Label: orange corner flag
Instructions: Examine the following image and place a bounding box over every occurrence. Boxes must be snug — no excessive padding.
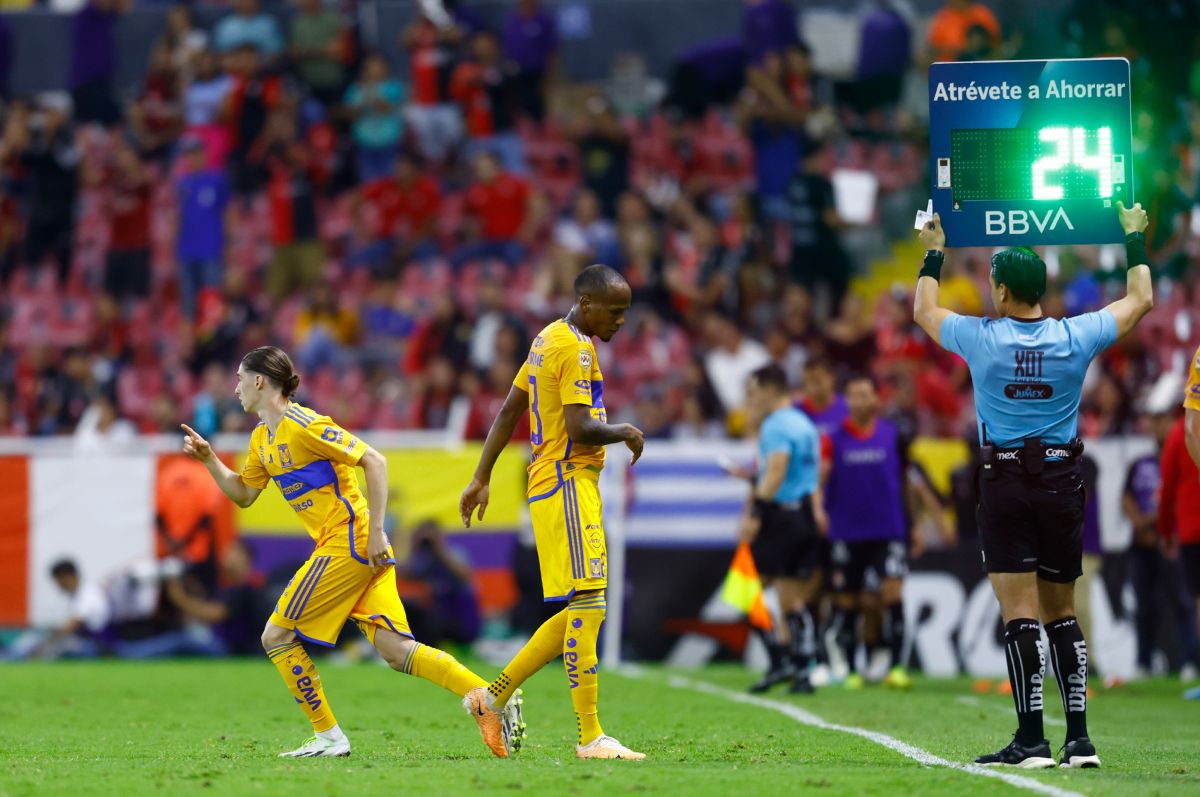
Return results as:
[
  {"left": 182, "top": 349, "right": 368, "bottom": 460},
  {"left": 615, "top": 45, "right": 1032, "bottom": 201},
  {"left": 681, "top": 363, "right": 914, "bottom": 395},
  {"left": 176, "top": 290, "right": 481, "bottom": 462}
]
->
[{"left": 720, "top": 542, "right": 772, "bottom": 630}]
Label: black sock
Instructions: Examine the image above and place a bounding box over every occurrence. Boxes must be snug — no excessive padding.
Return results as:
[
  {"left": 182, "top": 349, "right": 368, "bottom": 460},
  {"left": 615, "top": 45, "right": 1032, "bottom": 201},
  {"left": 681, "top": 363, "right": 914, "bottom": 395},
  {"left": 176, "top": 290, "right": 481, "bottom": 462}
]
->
[
  {"left": 1045, "top": 616, "right": 1089, "bottom": 741},
  {"left": 754, "top": 626, "right": 787, "bottom": 671},
  {"left": 832, "top": 607, "right": 860, "bottom": 673},
  {"left": 1004, "top": 618, "right": 1046, "bottom": 747},
  {"left": 787, "top": 609, "right": 816, "bottom": 670},
  {"left": 885, "top": 601, "right": 905, "bottom": 668}
]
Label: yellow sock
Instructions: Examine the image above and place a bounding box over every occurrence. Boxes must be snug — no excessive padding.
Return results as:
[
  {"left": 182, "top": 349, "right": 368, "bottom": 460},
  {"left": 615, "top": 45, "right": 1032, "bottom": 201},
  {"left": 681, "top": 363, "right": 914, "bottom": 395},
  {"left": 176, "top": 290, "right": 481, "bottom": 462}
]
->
[
  {"left": 266, "top": 640, "right": 338, "bottom": 733},
  {"left": 488, "top": 608, "right": 568, "bottom": 706},
  {"left": 565, "top": 592, "right": 606, "bottom": 745},
  {"left": 401, "top": 642, "right": 486, "bottom": 697}
]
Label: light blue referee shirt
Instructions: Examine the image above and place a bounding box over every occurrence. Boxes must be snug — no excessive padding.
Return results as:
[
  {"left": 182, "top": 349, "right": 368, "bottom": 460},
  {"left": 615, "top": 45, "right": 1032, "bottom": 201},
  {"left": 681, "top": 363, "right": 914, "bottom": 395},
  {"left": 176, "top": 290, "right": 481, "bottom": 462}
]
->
[
  {"left": 759, "top": 406, "right": 822, "bottom": 501},
  {"left": 940, "top": 310, "right": 1119, "bottom": 448}
]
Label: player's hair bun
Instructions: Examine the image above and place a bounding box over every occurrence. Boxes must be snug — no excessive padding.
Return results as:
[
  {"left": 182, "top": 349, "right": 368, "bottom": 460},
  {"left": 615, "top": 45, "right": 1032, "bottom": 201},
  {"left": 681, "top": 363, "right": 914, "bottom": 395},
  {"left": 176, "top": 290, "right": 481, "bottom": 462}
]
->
[{"left": 241, "top": 346, "right": 302, "bottom": 398}]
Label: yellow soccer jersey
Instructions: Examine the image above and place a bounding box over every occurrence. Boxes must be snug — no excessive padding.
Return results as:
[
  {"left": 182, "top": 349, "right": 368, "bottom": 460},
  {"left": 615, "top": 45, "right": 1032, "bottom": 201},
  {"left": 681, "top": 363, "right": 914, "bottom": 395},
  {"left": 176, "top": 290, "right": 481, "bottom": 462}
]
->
[
  {"left": 514, "top": 319, "right": 607, "bottom": 497},
  {"left": 1186, "top": 344, "right": 1200, "bottom": 412},
  {"left": 240, "top": 402, "right": 371, "bottom": 561}
]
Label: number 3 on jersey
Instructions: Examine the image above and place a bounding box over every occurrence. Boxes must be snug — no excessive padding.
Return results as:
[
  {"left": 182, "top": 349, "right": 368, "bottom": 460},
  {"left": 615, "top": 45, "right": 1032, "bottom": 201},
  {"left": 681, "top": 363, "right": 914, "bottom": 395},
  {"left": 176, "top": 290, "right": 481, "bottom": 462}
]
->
[{"left": 528, "top": 374, "right": 544, "bottom": 445}]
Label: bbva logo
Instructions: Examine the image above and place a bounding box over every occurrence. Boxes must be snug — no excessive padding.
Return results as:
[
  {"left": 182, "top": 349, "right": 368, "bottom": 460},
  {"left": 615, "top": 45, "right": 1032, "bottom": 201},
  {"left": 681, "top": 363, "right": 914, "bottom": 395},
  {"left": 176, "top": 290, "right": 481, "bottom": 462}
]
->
[{"left": 984, "top": 208, "right": 1074, "bottom": 235}]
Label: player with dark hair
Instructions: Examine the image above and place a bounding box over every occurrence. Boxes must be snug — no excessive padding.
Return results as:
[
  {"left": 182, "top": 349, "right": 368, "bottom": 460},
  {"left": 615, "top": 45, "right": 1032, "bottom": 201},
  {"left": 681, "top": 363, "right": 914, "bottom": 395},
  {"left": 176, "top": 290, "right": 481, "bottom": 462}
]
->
[
  {"left": 741, "top": 362, "right": 828, "bottom": 694},
  {"left": 913, "top": 203, "right": 1152, "bottom": 768},
  {"left": 181, "top": 346, "right": 522, "bottom": 759},
  {"left": 825, "top": 373, "right": 912, "bottom": 690},
  {"left": 460, "top": 264, "right": 648, "bottom": 760}
]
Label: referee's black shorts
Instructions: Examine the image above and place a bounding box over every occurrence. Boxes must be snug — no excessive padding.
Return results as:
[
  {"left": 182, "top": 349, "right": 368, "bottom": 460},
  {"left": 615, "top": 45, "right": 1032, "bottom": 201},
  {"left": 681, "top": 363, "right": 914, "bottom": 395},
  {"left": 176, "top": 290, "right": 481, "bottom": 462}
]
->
[
  {"left": 751, "top": 498, "right": 822, "bottom": 581},
  {"left": 976, "top": 460, "right": 1085, "bottom": 583}
]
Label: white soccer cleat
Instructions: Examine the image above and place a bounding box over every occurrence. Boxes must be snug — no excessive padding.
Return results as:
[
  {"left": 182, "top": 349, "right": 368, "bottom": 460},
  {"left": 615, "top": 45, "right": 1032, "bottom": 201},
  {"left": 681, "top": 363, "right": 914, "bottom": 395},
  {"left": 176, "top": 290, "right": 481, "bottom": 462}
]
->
[
  {"left": 278, "top": 734, "right": 351, "bottom": 758},
  {"left": 575, "top": 734, "right": 646, "bottom": 760}
]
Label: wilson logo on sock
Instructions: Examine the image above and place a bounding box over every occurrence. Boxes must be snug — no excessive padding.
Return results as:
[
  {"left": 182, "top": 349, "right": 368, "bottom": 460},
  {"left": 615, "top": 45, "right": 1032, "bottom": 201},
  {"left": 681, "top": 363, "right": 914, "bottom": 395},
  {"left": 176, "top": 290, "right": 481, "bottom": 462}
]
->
[
  {"left": 295, "top": 675, "right": 323, "bottom": 711},
  {"left": 564, "top": 651, "right": 579, "bottom": 688},
  {"left": 1030, "top": 640, "right": 1046, "bottom": 712},
  {"left": 1067, "top": 640, "right": 1088, "bottom": 713}
]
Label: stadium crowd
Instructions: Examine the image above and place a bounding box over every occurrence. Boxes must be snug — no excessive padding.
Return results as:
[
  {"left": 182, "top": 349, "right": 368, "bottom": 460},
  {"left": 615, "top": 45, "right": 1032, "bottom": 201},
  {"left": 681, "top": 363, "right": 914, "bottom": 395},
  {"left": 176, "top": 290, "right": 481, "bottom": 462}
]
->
[{"left": 0, "top": 0, "right": 1195, "bottom": 445}]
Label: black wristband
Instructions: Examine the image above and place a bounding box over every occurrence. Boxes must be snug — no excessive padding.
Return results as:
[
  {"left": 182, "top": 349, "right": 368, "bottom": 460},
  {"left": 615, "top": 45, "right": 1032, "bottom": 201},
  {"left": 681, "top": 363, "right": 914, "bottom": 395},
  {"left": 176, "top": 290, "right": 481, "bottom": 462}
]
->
[
  {"left": 1124, "top": 231, "right": 1149, "bottom": 270},
  {"left": 919, "top": 249, "right": 944, "bottom": 281}
]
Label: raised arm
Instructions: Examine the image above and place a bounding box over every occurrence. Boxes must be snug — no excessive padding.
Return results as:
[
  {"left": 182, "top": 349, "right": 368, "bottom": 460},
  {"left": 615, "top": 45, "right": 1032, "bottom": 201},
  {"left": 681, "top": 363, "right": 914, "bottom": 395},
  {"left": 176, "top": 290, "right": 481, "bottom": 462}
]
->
[
  {"left": 181, "top": 424, "right": 262, "bottom": 508},
  {"left": 913, "top": 213, "right": 954, "bottom": 346},
  {"left": 1105, "top": 201, "right": 1153, "bottom": 339},
  {"left": 459, "top": 383, "right": 528, "bottom": 527}
]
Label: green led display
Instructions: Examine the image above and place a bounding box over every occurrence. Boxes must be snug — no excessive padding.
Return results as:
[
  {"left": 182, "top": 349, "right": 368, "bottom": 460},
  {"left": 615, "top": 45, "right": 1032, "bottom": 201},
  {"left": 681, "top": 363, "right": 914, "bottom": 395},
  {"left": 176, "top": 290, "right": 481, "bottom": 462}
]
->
[{"left": 950, "top": 127, "right": 1117, "bottom": 203}]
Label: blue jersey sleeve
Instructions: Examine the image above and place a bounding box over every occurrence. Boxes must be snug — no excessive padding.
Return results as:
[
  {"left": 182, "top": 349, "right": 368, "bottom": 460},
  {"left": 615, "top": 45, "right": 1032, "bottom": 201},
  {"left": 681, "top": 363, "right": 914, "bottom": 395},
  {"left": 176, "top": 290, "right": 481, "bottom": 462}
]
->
[
  {"left": 1066, "top": 309, "right": 1119, "bottom": 360},
  {"left": 940, "top": 313, "right": 983, "bottom": 359},
  {"left": 759, "top": 418, "right": 790, "bottom": 455}
]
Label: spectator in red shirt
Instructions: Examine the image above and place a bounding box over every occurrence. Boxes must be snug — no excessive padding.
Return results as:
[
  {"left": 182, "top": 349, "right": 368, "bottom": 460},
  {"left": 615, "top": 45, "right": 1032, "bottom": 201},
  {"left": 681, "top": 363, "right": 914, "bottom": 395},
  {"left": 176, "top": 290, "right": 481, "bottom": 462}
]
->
[
  {"left": 128, "top": 44, "right": 183, "bottom": 163},
  {"left": 352, "top": 151, "right": 442, "bottom": 278},
  {"left": 451, "top": 150, "right": 538, "bottom": 271},
  {"left": 452, "top": 30, "right": 525, "bottom": 174},
  {"left": 224, "top": 43, "right": 292, "bottom": 197},
  {"left": 255, "top": 111, "right": 324, "bottom": 298},
  {"left": 401, "top": 11, "right": 465, "bottom": 164},
  {"left": 1159, "top": 407, "right": 1200, "bottom": 696},
  {"left": 96, "top": 140, "right": 153, "bottom": 305}
]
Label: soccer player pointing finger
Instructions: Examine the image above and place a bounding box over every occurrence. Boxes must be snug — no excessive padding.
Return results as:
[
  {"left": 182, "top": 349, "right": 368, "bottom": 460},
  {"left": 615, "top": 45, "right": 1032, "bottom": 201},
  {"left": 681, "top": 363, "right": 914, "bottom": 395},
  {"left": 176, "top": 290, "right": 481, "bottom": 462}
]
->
[
  {"left": 913, "top": 203, "right": 1152, "bottom": 768},
  {"left": 183, "top": 346, "right": 522, "bottom": 759}
]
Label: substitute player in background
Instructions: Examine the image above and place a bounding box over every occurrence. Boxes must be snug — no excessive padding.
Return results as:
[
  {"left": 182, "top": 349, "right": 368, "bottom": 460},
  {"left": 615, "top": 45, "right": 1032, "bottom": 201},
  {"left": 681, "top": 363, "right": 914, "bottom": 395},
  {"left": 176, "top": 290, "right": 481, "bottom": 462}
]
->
[
  {"left": 1159, "top": 343, "right": 1200, "bottom": 700},
  {"left": 459, "top": 265, "right": 647, "bottom": 760},
  {"left": 182, "top": 346, "right": 521, "bottom": 759},
  {"left": 741, "top": 364, "right": 827, "bottom": 695},
  {"left": 914, "top": 203, "right": 1152, "bottom": 768},
  {"left": 825, "top": 373, "right": 912, "bottom": 690}
]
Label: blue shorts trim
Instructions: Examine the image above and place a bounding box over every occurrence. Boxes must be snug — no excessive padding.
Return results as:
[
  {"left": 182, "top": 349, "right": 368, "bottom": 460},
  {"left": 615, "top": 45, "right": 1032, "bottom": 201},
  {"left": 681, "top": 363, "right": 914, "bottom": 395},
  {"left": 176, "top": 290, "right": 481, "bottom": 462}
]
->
[
  {"left": 292, "top": 627, "right": 337, "bottom": 648},
  {"left": 368, "top": 613, "right": 414, "bottom": 640},
  {"left": 543, "top": 588, "right": 577, "bottom": 603}
]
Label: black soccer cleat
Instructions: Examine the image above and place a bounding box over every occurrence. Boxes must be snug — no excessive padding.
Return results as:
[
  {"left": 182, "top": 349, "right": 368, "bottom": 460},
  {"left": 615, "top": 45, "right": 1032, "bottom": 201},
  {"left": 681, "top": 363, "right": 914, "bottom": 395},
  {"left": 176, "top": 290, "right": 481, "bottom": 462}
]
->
[
  {"left": 1059, "top": 737, "right": 1101, "bottom": 769},
  {"left": 748, "top": 664, "right": 795, "bottom": 694},
  {"left": 974, "top": 734, "right": 1056, "bottom": 768},
  {"left": 788, "top": 673, "right": 815, "bottom": 694}
]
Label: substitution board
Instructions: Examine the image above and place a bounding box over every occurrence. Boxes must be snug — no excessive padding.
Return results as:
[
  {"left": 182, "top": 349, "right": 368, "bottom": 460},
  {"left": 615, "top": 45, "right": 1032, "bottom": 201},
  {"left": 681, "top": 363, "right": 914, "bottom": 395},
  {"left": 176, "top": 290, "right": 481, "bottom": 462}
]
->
[{"left": 929, "top": 58, "right": 1132, "bottom": 247}]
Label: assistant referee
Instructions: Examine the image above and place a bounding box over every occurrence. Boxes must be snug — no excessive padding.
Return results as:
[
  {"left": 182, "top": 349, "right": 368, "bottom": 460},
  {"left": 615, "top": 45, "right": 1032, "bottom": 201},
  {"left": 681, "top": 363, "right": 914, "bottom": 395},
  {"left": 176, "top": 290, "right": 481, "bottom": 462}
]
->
[{"left": 913, "top": 202, "right": 1152, "bottom": 769}]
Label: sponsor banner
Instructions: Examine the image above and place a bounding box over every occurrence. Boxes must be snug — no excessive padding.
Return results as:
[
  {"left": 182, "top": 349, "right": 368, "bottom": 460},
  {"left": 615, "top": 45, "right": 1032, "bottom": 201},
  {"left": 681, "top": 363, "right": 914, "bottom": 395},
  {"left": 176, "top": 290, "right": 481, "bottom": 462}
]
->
[
  {"left": 234, "top": 444, "right": 531, "bottom": 535},
  {"left": 630, "top": 545, "right": 1142, "bottom": 677}
]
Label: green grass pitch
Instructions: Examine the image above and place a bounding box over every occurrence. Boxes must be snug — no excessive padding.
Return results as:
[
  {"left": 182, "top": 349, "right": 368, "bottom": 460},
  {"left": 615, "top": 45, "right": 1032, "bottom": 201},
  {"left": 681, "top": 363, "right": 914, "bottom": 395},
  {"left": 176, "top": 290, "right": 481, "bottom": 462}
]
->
[{"left": 1, "top": 658, "right": 1196, "bottom": 796}]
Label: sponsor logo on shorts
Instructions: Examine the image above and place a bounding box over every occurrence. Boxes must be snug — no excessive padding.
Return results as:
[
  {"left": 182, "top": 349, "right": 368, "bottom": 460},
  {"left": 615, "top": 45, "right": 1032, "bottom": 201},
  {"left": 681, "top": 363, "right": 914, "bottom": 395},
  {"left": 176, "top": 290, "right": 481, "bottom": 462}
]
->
[{"left": 995, "top": 450, "right": 1021, "bottom": 461}]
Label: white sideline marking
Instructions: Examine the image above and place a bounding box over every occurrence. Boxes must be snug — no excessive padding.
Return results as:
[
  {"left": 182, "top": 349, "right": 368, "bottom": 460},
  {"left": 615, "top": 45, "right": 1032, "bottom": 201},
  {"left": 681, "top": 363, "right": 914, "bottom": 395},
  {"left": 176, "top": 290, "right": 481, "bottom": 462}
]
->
[
  {"left": 957, "top": 695, "right": 1066, "bottom": 727},
  {"left": 627, "top": 670, "right": 1085, "bottom": 797}
]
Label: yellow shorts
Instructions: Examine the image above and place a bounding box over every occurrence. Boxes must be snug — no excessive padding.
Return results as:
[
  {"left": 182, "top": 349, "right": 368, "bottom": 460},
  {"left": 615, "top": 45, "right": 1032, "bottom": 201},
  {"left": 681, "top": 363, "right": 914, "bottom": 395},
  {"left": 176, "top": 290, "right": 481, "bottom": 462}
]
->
[
  {"left": 268, "top": 549, "right": 411, "bottom": 647},
  {"left": 528, "top": 470, "right": 607, "bottom": 600}
]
